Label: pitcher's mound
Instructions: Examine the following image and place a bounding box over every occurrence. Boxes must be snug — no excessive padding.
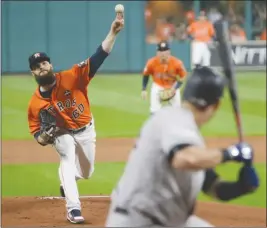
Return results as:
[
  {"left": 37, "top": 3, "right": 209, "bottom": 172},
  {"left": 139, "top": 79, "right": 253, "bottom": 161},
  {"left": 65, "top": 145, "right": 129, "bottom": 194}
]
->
[{"left": 2, "top": 196, "right": 266, "bottom": 227}]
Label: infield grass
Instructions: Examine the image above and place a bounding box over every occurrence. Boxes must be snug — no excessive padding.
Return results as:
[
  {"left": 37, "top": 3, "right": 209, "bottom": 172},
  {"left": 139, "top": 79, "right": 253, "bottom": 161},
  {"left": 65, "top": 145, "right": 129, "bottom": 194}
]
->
[
  {"left": 2, "top": 72, "right": 266, "bottom": 139},
  {"left": 2, "top": 162, "right": 266, "bottom": 208}
]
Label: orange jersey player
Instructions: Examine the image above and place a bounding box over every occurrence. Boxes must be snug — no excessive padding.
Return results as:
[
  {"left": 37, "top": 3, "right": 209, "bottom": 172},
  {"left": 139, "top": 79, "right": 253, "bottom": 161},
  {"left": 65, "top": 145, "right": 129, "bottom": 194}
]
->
[
  {"left": 187, "top": 12, "right": 215, "bottom": 67},
  {"left": 27, "top": 14, "right": 124, "bottom": 224},
  {"left": 141, "top": 41, "right": 187, "bottom": 114}
]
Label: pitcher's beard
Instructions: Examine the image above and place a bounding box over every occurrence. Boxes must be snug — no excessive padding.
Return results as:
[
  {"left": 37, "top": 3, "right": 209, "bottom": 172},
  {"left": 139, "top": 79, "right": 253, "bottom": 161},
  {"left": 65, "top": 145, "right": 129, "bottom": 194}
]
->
[{"left": 35, "top": 72, "right": 55, "bottom": 86}]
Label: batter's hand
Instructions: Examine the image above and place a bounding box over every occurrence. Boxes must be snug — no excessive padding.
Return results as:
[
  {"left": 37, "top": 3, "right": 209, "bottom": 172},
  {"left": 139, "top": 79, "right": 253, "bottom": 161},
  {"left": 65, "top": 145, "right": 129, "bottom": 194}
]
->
[
  {"left": 223, "top": 142, "right": 254, "bottom": 166},
  {"left": 141, "top": 90, "right": 147, "bottom": 100},
  {"left": 111, "top": 18, "right": 124, "bottom": 35}
]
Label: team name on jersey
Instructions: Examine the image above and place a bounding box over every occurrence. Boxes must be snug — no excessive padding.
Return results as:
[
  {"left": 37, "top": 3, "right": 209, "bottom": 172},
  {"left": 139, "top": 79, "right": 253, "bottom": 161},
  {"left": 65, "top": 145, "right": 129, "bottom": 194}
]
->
[{"left": 47, "top": 98, "right": 85, "bottom": 119}]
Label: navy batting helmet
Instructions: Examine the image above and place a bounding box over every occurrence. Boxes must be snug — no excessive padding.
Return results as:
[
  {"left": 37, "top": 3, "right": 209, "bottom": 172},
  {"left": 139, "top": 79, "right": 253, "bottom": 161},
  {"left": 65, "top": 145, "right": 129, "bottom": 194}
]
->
[{"left": 182, "top": 66, "right": 225, "bottom": 108}]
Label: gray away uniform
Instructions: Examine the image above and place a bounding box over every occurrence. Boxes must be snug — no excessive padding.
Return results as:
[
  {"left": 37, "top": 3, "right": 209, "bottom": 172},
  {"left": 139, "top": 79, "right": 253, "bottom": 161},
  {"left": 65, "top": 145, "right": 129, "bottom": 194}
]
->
[{"left": 106, "top": 106, "right": 213, "bottom": 227}]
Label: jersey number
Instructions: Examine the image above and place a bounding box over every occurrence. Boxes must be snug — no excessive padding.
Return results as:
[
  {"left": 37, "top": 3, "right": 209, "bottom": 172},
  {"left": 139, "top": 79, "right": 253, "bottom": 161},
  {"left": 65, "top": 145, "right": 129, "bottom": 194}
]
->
[{"left": 72, "top": 104, "right": 84, "bottom": 119}]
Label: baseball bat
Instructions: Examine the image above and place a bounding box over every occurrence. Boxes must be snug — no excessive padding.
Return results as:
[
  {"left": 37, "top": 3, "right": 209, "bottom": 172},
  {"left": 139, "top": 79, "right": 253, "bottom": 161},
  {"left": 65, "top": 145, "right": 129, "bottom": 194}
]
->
[{"left": 214, "top": 20, "right": 244, "bottom": 143}]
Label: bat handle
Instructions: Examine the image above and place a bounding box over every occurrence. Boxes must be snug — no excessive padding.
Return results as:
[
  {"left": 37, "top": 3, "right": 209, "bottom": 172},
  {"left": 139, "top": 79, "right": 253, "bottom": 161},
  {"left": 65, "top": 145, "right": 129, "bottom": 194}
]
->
[{"left": 234, "top": 113, "right": 244, "bottom": 143}]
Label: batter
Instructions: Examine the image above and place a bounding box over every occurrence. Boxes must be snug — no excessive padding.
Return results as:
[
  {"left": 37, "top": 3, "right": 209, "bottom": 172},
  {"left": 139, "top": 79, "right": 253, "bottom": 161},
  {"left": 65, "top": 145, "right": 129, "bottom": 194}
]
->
[{"left": 106, "top": 66, "right": 259, "bottom": 227}]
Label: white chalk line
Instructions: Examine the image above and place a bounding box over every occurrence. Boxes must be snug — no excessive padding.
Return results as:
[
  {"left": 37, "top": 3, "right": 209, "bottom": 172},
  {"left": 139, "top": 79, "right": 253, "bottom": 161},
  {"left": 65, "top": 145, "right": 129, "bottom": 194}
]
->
[{"left": 38, "top": 195, "right": 110, "bottom": 200}]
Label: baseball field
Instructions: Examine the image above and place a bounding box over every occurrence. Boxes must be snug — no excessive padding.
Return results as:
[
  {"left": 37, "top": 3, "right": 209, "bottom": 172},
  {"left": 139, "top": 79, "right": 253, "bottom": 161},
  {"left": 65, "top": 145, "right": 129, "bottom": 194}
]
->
[{"left": 2, "top": 72, "right": 266, "bottom": 227}]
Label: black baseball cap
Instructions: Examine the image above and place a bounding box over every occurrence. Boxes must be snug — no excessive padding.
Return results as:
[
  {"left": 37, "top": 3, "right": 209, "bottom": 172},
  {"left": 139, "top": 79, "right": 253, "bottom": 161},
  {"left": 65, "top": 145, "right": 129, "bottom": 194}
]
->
[
  {"left": 29, "top": 52, "right": 50, "bottom": 69},
  {"left": 157, "top": 41, "right": 170, "bottom": 52}
]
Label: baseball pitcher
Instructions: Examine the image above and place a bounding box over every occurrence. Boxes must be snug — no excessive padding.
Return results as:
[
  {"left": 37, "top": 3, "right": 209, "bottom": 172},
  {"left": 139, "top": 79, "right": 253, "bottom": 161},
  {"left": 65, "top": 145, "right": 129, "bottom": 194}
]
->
[
  {"left": 27, "top": 12, "right": 124, "bottom": 224},
  {"left": 106, "top": 67, "right": 259, "bottom": 227},
  {"left": 141, "top": 41, "right": 187, "bottom": 114}
]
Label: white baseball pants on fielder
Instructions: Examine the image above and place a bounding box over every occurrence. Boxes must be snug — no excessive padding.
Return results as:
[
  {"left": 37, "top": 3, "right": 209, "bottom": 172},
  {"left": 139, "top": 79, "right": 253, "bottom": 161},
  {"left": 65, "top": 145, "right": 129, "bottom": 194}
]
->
[
  {"left": 150, "top": 82, "right": 181, "bottom": 114},
  {"left": 192, "top": 41, "right": 211, "bottom": 67},
  {"left": 53, "top": 118, "right": 96, "bottom": 212}
]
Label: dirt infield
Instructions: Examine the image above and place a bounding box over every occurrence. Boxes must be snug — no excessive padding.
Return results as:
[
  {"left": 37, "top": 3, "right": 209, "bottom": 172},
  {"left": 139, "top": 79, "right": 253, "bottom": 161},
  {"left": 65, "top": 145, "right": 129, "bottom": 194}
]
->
[{"left": 2, "top": 136, "right": 266, "bottom": 227}]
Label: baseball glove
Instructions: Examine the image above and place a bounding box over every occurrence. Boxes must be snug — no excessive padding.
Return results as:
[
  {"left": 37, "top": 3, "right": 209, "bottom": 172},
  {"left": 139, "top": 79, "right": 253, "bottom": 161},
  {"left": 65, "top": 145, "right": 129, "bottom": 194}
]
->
[
  {"left": 159, "top": 88, "right": 176, "bottom": 102},
  {"left": 39, "top": 109, "right": 57, "bottom": 144}
]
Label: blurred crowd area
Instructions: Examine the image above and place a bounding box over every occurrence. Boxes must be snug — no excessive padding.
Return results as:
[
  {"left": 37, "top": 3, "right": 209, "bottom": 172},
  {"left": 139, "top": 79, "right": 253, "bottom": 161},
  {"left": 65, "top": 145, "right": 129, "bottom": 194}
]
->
[{"left": 145, "top": 0, "right": 266, "bottom": 43}]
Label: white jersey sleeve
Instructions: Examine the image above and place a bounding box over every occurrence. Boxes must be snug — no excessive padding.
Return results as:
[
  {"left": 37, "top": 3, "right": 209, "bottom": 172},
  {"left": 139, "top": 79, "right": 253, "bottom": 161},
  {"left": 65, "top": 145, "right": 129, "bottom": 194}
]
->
[{"left": 161, "top": 108, "right": 204, "bottom": 156}]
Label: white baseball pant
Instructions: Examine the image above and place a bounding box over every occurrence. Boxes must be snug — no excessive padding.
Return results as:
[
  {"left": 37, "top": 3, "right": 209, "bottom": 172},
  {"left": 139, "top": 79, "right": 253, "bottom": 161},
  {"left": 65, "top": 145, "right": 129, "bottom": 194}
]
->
[
  {"left": 53, "top": 118, "right": 96, "bottom": 213},
  {"left": 150, "top": 82, "right": 181, "bottom": 114},
  {"left": 192, "top": 41, "right": 211, "bottom": 67}
]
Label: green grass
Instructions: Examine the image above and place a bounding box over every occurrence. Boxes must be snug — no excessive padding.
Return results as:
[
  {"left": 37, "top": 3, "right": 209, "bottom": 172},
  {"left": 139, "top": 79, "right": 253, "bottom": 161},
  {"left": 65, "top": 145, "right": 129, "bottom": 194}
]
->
[
  {"left": 2, "top": 162, "right": 125, "bottom": 196},
  {"left": 2, "top": 162, "right": 266, "bottom": 208},
  {"left": 2, "top": 73, "right": 266, "bottom": 209},
  {"left": 2, "top": 72, "right": 266, "bottom": 139}
]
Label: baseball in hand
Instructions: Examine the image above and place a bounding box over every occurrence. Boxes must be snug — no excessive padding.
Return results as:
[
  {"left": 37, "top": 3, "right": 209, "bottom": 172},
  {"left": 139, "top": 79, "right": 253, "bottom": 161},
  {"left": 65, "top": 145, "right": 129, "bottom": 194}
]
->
[
  {"left": 113, "top": 4, "right": 124, "bottom": 33},
  {"left": 115, "top": 4, "right": 124, "bottom": 13}
]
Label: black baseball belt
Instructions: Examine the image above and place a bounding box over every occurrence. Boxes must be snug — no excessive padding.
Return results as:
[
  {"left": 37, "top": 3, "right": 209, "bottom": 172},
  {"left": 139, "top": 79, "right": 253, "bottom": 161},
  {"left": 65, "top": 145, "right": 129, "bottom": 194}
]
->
[{"left": 68, "top": 122, "right": 92, "bottom": 134}]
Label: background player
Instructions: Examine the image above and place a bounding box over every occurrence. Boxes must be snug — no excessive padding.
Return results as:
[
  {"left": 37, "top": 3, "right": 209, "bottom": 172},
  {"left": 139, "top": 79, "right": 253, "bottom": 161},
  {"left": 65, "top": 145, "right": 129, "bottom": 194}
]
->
[
  {"left": 187, "top": 11, "right": 215, "bottom": 67},
  {"left": 27, "top": 10, "right": 124, "bottom": 224},
  {"left": 106, "top": 67, "right": 259, "bottom": 227},
  {"left": 141, "top": 41, "right": 187, "bottom": 114}
]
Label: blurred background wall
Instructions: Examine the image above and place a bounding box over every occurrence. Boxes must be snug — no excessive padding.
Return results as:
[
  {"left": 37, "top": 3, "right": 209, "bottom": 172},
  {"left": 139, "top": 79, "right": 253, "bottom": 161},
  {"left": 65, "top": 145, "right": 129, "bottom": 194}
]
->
[
  {"left": 1, "top": 1, "right": 148, "bottom": 73},
  {"left": 1, "top": 1, "right": 266, "bottom": 73}
]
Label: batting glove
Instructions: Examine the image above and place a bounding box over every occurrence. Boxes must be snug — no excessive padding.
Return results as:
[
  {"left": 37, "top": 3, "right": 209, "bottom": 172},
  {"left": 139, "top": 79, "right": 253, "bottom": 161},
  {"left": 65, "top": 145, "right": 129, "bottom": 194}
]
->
[{"left": 222, "top": 142, "right": 253, "bottom": 165}]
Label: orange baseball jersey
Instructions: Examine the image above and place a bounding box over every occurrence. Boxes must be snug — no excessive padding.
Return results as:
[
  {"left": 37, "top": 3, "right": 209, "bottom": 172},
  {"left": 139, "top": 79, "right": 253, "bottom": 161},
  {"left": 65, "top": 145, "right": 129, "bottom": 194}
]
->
[
  {"left": 187, "top": 20, "right": 215, "bottom": 42},
  {"left": 143, "top": 56, "right": 187, "bottom": 88},
  {"left": 28, "top": 60, "right": 92, "bottom": 136}
]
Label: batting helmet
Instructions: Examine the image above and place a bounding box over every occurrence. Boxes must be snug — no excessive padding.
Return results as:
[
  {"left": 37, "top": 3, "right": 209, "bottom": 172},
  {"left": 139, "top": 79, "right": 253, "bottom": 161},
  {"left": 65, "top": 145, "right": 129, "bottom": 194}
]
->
[{"left": 182, "top": 66, "right": 225, "bottom": 108}]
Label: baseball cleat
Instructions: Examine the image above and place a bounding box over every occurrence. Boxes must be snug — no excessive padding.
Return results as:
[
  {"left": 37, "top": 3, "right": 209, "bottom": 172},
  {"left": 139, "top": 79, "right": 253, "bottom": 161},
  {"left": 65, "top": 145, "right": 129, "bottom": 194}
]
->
[
  {"left": 60, "top": 185, "right": 65, "bottom": 197},
  {"left": 67, "top": 209, "right": 85, "bottom": 224}
]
